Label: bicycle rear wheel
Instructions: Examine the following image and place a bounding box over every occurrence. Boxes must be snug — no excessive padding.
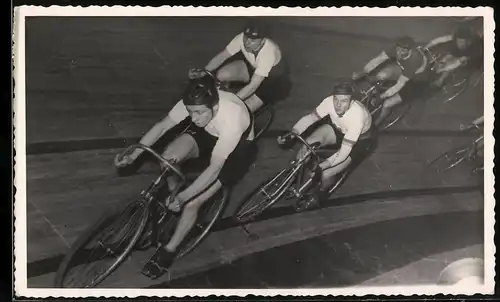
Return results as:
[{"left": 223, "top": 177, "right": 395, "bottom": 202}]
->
[
  {"left": 234, "top": 168, "right": 296, "bottom": 223},
  {"left": 176, "top": 187, "right": 229, "bottom": 258},
  {"left": 253, "top": 106, "right": 274, "bottom": 141},
  {"left": 428, "top": 146, "right": 469, "bottom": 173},
  {"left": 442, "top": 73, "right": 469, "bottom": 104},
  {"left": 54, "top": 198, "right": 149, "bottom": 288}
]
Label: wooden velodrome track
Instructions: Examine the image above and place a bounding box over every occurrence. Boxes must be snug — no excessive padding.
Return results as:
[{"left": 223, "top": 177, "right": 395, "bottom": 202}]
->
[{"left": 23, "top": 16, "right": 485, "bottom": 288}]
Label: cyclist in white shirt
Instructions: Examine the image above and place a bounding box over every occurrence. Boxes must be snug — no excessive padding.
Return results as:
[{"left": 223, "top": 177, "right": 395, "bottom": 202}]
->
[
  {"left": 278, "top": 80, "right": 374, "bottom": 207},
  {"left": 189, "top": 20, "right": 291, "bottom": 113},
  {"left": 114, "top": 75, "right": 256, "bottom": 278}
]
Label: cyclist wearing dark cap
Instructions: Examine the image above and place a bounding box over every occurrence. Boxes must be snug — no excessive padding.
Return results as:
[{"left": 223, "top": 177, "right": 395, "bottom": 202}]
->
[
  {"left": 424, "top": 25, "right": 483, "bottom": 87},
  {"left": 189, "top": 21, "right": 289, "bottom": 113},
  {"left": 115, "top": 75, "right": 256, "bottom": 278},
  {"left": 352, "top": 36, "right": 429, "bottom": 127}
]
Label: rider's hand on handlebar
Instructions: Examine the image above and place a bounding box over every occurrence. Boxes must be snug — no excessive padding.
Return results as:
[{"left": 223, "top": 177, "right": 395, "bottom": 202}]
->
[
  {"left": 114, "top": 153, "right": 136, "bottom": 168},
  {"left": 188, "top": 68, "right": 207, "bottom": 79},
  {"left": 277, "top": 132, "right": 294, "bottom": 145},
  {"left": 460, "top": 123, "right": 480, "bottom": 132}
]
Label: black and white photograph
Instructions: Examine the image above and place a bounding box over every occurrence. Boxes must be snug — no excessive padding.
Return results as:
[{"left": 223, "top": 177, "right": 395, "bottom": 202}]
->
[{"left": 13, "top": 6, "right": 494, "bottom": 297}]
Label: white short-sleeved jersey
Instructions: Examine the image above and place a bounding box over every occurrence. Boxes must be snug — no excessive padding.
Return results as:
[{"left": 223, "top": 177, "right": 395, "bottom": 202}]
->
[
  {"left": 314, "top": 97, "right": 372, "bottom": 143},
  {"left": 225, "top": 32, "right": 282, "bottom": 77},
  {"left": 168, "top": 90, "right": 254, "bottom": 160}
]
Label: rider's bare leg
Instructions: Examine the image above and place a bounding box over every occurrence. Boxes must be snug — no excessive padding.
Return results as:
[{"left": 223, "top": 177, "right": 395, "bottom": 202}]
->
[
  {"left": 320, "top": 157, "right": 352, "bottom": 191},
  {"left": 244, "top": 94, "right": 264, "bottom": 113},
  {"left": 164, "top": 180, "right": 222, "bottom": 252},
  {"left": 216, "top": 60, "right": 250, "bottom": 83},
  {"left": 297, "top": 124, "right": 337, "bottom": 159},
  {"left": 434, "top": 70, "right": 451, "bottom": 87},
  {"left": 161, "top": 133, "right": 200, "bottom": 191},
  {"left": 374, "top": 93, "right": 403, "bottom": 127}
]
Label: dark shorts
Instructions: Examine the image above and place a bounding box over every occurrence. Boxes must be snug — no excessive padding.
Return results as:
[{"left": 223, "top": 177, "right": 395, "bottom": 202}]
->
[
  {"left": 177, "top": 117, "right": 257, "bottom": 187},
  {"left": 219, "top": 51, "right": 292, "bottom": 105}
]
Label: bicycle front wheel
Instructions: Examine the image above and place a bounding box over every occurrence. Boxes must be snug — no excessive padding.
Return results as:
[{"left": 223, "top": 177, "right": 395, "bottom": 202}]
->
[
  {"left": 176, "top": 186, "right": 229, "bottom": 259},
  {"left": 234, "top": 168, "right": 296, "bottom": 223},
  {"left": 54, "top": 198, "right": 149, "bottom": 288},
  {"left": 428, "top": 146, "right": 469, "bottom": 173}
]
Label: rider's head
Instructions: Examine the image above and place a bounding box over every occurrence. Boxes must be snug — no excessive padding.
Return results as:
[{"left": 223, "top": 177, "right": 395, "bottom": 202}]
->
[
  {"left": 332, "top": 80, "right": 355, "bottom": 117},
  {"left": 395, "top": 36, "right": 416, "bottom": 60},
  {"left": 243, "top": 20, "right": 265, "bottom": 53},
  {"left": 182, "top": 74, "right": 219, "bottom": 127},
  {"left": 454, "top": 26, "right": 473, "bottom": 49}
]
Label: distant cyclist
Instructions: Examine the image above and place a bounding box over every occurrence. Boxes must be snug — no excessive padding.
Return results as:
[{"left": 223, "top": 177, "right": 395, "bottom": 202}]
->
[
  {"left": 424, "top": 25, "right": 483, "bottom": 88},
  {"left": 277, "top": 80, "right": 374, "bottom": 208},
  {"left": 115, "top": 75, "right": 256, "bottom": 278},
  {"left": 460, "top": 115, "right": 484, "bottom": 159},
  {"left": 189, "top": 20, "right": 290, "bottom": 113},
  {"left": 352, "top": 36, "right": 430, "bottom": 127}
]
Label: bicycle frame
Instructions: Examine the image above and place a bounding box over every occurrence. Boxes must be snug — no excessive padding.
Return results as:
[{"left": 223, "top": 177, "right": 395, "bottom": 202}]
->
[
  {"left": 117, "top": 144, "right": 187, "bottom": 245},
  {"left": 357, "top": 77, "right": 389, "bottom": 116},
  {"left": 277, "top": 133, "right": 335, "bottom": 200}
]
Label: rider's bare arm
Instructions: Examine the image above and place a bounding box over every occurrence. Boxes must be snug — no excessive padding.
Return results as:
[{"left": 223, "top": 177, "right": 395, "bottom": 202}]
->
[
  {"left": 237, "top": 73, "right": 265, "bottom": 101},
  {"left": 425, "top": 35, "right": 453, "bottom": 49},
  {"left": 178, "top": 116, "right": 247, "bottom": 202},
  {"left": 291, "top": 97, "right": 331, "bottom": 135},
  {"left": 205, "top": 33, "right": 243, "bottom": 72},
  {"left": 440, "top": 56, "right": 467, "bottom": 72},
  {"left": 237, "top": 52, "right": 277, "bottom": 101},
  {"left": 131, "top": 115, "right": 178, "bottom": 159},
  {"left": 205, "top": 49, "right": 232, "bottom": 72},
  {"left": 291, "top": 111, "right": 323, "bottom": 136},
  {"left": 178, "top": 153, "right": 226, "bottom": 203},
  {"left": 380, "top": 74, "right": 409, "bottom": 99},
  {"left": 472, "top": 116, "right": 484, "bottom": 126},
  {"left": 363, "top": 51, "right": 390, "bottom": 74},
  {"left": 323, "top": 122, "right": 363, "bottom": 169},
  {"left": 321, "top": 138, "right": 356, "bottom": 170}
]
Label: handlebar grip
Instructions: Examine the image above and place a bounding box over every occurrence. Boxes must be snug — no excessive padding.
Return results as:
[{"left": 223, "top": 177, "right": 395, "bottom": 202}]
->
[{"left": 118, "top": 144, "right": 186, "bottom": 181}]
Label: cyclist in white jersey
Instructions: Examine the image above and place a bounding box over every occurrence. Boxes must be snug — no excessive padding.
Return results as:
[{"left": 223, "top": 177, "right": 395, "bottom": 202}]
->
[
  {"left": 278, "top": 80, "right": 374, "bottom": 207},
  {"left": 114, "top": 75, "right": 256, "bottom": 278},
  {"left": 189, "top": 20, "right": 291, "bottom": 113}
]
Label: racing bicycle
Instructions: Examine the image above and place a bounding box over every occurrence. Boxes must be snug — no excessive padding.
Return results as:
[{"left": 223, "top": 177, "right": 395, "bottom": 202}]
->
[
  {"left": 354, "top": 75, "right": 412, "bottom": 130},
  {"left": 54, "top": 71, "right": 274, "bottom": 288},
  {"left": 428, "top": 125, "right": 484, "bottom": 174},
  {"left": 234, "top": 131, "right": 374, "bottom": 223}
]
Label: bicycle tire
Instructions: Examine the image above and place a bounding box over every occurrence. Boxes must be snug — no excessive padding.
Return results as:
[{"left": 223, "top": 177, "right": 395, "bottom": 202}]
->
[
  {"left": 54, "top": 198, "right": 149, "bottom": 288},
  {"left": 378, "top": 101, "right": 412, "bottom": 130},
  {"left": 327, "top": 170, "right": 349, "bottom": 195},
  {"left": 176, "top": 187, "right": 229, "bottom": 258},
  {"left": 428, "top": 146, "right": 469, "bottom": 173},
  {"left": 254, "top": 106, "right": 274, "bottom": 141},
  {"left": 234, "top": 168, "right": 296, "bottom": 223},
  {"left": 442, "top": 75, "right": 469, "bottom": 104}
]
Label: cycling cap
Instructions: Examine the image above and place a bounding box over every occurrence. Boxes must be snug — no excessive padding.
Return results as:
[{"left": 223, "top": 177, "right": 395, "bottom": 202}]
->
[
  {"left": 182, "top": 75, "right": 219, "bottom": 108},
  {"left": 396, "top": 36, "right": 416, "bottom": 49},
  {"left": 243, "top": 21, "right": 264, "bottom": 39},
  {"left": 332, "top": 80, "right": 355, "bottom": 96}
]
